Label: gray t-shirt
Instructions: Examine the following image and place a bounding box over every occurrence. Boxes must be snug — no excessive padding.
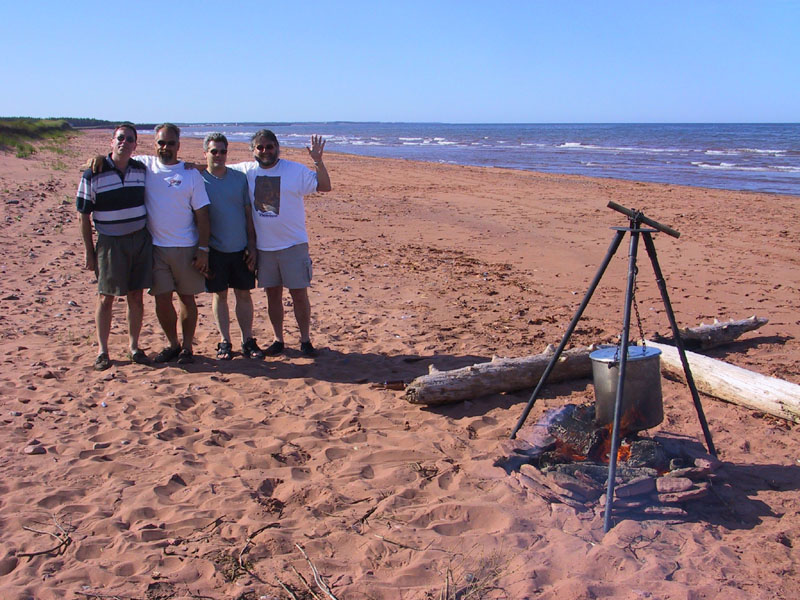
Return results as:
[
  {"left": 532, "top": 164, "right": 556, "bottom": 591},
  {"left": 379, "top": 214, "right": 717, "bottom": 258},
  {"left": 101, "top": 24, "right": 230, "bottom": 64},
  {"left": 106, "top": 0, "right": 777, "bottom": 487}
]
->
[{"left": 202, "top": 168, "right": 250, "bottom": 253}]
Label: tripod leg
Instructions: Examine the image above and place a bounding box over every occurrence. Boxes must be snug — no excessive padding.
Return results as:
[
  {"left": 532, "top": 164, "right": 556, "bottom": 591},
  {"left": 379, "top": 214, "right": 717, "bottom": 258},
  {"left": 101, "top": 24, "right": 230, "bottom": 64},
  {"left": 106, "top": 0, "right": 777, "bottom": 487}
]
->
[
  {"left": 603, "top": 230, "right": 640, "bottom": 533},
  {"left": 642, "top": 233, "right": 716, "bottom": 456},
  {"left": 510, "top": 230, "right": 626, "bottom": 439}
]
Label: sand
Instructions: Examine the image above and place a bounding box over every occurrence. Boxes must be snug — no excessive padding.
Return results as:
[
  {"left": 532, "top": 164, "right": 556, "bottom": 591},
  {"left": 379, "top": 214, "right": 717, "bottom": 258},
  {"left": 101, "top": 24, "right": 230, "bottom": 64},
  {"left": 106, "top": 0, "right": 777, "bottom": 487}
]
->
[{"left": 1, "top": 129, "right": 798, "bottom": 599}]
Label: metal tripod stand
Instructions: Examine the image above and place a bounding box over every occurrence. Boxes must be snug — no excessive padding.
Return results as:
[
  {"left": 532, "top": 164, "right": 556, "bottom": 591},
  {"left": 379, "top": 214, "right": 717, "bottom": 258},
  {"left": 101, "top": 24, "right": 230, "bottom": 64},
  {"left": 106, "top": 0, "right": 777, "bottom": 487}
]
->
[{"left": 510, "top": 202, "right": 716, "bottom": 532}]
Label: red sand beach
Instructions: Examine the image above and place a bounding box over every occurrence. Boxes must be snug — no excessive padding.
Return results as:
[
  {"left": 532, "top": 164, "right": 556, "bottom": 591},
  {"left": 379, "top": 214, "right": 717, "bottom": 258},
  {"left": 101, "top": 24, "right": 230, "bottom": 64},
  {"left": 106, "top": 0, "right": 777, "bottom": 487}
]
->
[{"left": 1, "top": 130, "right": 798, "bottom": 599}]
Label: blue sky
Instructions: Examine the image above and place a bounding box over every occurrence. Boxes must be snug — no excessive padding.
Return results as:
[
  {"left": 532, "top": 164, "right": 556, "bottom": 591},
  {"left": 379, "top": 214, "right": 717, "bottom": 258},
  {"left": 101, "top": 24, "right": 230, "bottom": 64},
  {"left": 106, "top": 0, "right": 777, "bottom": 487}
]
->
[{"left": 2, "top": 1, "right": 798, "bottom": 123}]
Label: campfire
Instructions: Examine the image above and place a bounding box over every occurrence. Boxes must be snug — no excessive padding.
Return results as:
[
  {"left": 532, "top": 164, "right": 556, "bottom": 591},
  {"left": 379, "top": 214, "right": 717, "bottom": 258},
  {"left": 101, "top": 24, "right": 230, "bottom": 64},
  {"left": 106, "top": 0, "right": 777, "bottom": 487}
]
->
[{"left": 505, "top": 403, "right": 721, "bottom": 518}]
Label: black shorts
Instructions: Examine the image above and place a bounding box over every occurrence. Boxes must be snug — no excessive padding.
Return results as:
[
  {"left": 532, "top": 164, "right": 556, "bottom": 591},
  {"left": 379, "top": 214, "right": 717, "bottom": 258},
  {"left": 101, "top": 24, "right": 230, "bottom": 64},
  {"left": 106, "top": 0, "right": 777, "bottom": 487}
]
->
[{"left": 205, "top": 248, "right": 256, "bottom": 293}]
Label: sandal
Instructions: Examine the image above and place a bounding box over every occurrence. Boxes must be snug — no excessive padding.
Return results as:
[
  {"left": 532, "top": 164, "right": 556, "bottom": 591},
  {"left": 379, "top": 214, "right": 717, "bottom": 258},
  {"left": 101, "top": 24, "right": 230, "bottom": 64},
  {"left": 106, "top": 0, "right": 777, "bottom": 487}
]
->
[
  {"left": 217, "top": 341, "right": 233, "bottom": 360},
  {"left": 153, "top": 345, "right": 181, "bottom": 363},
  {"left": 128, "top": 349, "right": 151, "bottom": 365},
  {"left": 94, "top": 353, "right": 111, "bottom": 371},
  {"left": 177, "top": 348, "right": 194, "bottom": 364},
  {"left": 242, "top": 338, "right": 265, "bottom": 359}
]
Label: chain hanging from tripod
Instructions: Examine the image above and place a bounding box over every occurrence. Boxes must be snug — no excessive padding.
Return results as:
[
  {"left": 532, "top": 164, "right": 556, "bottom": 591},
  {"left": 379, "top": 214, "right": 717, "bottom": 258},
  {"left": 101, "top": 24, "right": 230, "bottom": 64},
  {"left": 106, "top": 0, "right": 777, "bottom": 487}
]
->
[{"left": 613, "top": 263, "right": 647, "bottom": 363}]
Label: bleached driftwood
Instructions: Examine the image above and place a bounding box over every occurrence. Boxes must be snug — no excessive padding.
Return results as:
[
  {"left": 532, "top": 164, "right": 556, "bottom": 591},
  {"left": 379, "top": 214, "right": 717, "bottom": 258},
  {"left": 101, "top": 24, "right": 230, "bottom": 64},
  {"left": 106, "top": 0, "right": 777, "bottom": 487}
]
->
[
  {"left": 646, "top": 340, "right": 800, "bottom": 423},
  {"left": 674, "top": 315, "right": 768, "bottom": 349},
  {"left": 404, "top": 347, "right": 593, "bottom": 406}
]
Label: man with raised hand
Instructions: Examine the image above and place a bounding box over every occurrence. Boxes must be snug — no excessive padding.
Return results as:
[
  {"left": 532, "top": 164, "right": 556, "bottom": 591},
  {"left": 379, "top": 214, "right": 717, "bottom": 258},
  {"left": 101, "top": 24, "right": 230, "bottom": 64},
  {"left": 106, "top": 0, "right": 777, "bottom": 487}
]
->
[
  {"left": 135, "top": 123, "right": 211, "bottom": 365},
  {"left": 77, "top": 123, "right": 152, "bottom": 370},
  {"left": 229, "top": 130, "right": 331, "bottom": 357},
  {"left": 201, "top": 132, "right": 264, "bottom": 360}
]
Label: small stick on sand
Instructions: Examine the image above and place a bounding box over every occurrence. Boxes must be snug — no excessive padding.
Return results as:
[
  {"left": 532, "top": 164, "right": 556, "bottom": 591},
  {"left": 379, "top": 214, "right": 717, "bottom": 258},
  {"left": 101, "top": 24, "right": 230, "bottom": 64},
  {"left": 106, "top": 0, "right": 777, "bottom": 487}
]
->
[
  {"left": 295, "top": 543, "right": 340, "bottom": 600},
  {"left": 373, "top": 533, "right": 426, "bottom": 551},
  {"left": 75, "top": 593, "right": 139, "bottom": 600},
  {"left": 275, "top": 576, "right": 300, "bottom": 600},
  {"left": 19, "top": 516, "right": 73, "bottom": 558},
  {"left": 290, "top": 565, "right": 321, "bottom": 600}
]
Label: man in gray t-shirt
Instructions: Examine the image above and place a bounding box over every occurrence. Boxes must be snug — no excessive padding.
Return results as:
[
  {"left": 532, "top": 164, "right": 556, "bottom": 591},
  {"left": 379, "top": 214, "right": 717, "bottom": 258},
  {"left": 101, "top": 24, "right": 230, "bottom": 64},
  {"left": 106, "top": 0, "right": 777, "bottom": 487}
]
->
[{"left": 201, "top": 133, "right": 264, "bottom": 360}]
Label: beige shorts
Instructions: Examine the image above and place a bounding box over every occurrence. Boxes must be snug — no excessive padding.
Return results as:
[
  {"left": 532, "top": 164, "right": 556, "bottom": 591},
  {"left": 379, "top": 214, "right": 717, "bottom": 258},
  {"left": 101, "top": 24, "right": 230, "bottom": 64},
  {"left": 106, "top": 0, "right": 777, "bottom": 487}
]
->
[
  {"left": 151, "top": 246, "right": 206, "bottom": 296},
  {"left": 257, "top": 243, "right": 313, "bottom": 289}
]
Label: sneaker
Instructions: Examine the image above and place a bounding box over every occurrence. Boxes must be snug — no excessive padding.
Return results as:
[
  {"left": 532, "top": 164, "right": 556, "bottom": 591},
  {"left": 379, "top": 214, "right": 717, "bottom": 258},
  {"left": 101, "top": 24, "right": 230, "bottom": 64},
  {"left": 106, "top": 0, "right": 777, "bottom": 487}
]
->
[
  {"left": 128, "top": 349, "right": 151, "bottom": 365},
  {"left": 264, "top": 341, "right": 285, "bottom": 356},
  {"left": 300, "top": 341, "right": 317, "bottom": 357},
  {"left": 242, "top": 338, "right": 265, "bottom": 359},
  {"left": 177, "top": 348, "right": 194, "bottom": 364},
  {"left": 94, "top": 353, "right": 111, "bottom": 371},
  {"left": 154, "top": 345, "right": 181, "bottom": 363}
]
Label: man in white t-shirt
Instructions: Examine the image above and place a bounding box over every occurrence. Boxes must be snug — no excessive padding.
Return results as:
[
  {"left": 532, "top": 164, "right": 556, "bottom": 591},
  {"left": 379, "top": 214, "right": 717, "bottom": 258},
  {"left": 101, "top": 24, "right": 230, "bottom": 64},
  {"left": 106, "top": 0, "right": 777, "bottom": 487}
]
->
[
  {"left": 229, "top": 129, "right": 331, "bottom": 357},
  {"left": 136, "top": 123, "right": 211, "bottom": 365}
]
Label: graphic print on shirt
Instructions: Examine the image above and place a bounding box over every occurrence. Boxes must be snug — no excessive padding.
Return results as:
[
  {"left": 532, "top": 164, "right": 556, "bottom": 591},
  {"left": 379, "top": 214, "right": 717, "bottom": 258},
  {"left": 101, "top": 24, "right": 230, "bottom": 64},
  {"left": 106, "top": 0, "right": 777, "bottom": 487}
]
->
[
  {"left": 165, "top": 174, "right": 183, "bottom": 187},
  {"left": 254, "top": 175, "right": 280, "bottom": 217}
]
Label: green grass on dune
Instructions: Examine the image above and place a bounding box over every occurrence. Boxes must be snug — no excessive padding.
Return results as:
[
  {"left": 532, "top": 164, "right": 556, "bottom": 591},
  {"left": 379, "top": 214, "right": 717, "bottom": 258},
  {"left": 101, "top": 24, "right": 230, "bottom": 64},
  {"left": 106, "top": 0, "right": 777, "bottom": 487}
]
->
[{"left": 0, "top": 117, "right": 77, "bottom": 158}]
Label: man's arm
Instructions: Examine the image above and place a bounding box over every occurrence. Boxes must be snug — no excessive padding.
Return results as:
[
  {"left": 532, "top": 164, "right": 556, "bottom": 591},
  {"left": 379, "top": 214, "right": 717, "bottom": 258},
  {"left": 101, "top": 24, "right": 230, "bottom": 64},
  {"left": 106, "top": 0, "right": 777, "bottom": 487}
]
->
[
  {"left": 192, "top": 205, "right": 210, "bottom": 275},
  {"left": 80, "top": 213, "right": 97, "bottom": 271},
  {"left": 244, "top": 203, "right": 257, "bottom": 272},
  {"left": 306, "top": 135, "right": 331, "bottom": 192}
]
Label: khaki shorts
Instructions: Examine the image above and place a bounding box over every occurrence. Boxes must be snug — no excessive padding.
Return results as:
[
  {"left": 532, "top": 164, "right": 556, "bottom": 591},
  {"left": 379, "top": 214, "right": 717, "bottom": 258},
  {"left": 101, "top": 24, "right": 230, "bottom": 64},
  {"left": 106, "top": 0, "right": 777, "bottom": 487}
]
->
[
  {"left": 96, "top": 228, "right": 153, "bottom": 296},
  {"left": 257, "top": 243, "right": 313, "bottom": 289},
  {"left": 151, "top": 246, "right": 206, "bottom": 296}
]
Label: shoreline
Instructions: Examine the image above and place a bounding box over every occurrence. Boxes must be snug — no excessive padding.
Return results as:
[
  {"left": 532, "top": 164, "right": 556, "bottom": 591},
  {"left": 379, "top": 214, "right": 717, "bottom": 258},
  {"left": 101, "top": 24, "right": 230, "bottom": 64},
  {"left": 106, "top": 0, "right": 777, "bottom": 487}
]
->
[{"left": 0, "top": 129, "right": 798, "bottom": 599}]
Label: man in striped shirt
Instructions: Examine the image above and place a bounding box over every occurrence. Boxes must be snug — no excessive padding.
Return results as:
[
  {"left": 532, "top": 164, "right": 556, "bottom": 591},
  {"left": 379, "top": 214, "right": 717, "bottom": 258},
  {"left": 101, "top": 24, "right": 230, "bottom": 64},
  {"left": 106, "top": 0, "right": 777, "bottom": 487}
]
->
[{"left": 77, "top": 123, "right": 153, "bottom": 370}]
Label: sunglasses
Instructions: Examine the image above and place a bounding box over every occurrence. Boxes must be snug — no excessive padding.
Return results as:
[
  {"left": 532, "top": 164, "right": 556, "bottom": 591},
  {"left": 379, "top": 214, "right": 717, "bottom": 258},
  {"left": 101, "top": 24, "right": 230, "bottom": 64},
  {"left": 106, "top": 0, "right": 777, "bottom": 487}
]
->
[
  {"left": 209, "top": 148, "right": 227, "bottom": 155},
  {"left": 115, "top": 134, "right": 135, "bottom": 143},
  {"left": 256, "top": 144, "right": 276, "bottom": 151},
  {"left": 157, "top": 140, "right": 177, "bottom": 147}
]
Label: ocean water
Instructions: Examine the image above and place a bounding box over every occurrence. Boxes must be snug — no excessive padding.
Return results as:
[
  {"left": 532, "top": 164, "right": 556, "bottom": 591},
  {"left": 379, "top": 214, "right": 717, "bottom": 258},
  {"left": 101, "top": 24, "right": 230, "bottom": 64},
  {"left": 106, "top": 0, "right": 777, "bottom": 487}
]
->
[{"left": 180, "top": 123, "right": 800, "bottom": 196}]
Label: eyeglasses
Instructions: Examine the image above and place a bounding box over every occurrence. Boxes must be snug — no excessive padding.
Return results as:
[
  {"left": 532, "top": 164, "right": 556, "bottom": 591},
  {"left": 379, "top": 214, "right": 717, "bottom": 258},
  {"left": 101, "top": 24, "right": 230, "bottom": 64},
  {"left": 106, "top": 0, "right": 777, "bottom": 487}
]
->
[
  {"left": 209, "top": 148, "right": 227, "bottom": 155},
  {"left": 115, "top": 134, "right": 135, "bottom": 143},
  {"left": 256, "top": 144, "right": 276, "bottom": 151},
  {"left": 157, "top": 140, "right": 177, "bottom": 147}
]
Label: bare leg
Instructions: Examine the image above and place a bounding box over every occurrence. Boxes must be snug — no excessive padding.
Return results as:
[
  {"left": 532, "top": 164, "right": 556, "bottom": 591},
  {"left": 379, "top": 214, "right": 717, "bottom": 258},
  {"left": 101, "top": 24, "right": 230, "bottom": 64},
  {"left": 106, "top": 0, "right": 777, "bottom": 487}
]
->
[
  {"left": 177, "top": 293, "right": 198, "bottom": 351},
  {"left": 233, "top": 289, "right": 253, "bottom": 344},
  {"left": 126, "top": 290, "right": 144, "bottom": 352},
  {"left": 155, "top": 292, "right": 180, "bottom": 349},
  {"left": 213, "top": 289, "right": 231, "bottom": 343},
  {"left": 289, "top": 288, "right": 311, "bottom": 343},
  {"left": 266, "top": 286, "right": 284, "bottom": 342},
  {"left": 96, "top": 294, "right": 115, "bottom": 355},
  {"left": 234, "top": 288, "right": 254, "bottom": 343}
]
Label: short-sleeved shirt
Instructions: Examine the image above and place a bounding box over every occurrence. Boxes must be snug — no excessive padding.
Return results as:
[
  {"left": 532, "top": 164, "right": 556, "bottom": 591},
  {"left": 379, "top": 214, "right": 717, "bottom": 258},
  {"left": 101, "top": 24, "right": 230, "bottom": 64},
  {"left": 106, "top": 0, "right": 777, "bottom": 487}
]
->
[
  {"left": 76, "top": 155, "right": 147, "bottom": 236},
  {"left": 134, "top": 155, "right": 210, "bottom": 247},
  {"left": 201, "top": 168, "right": 249, "bottom": 253},
  {"left": 229, "top": 159, "right": 317, "bottom": 251}
]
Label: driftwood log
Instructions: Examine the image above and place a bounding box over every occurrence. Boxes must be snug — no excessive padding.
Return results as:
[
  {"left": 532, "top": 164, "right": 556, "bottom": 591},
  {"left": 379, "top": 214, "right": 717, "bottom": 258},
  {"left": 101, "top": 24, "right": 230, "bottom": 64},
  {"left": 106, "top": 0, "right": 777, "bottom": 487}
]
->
[
  {"left": 404, "top": 347, "right": 593, "bottom": 406},
  {"left": 663, "top": 315, "right": 768, "bottom": 350},
  {"left": 646, "top": 340, "right": 800, "bottom": 423}
]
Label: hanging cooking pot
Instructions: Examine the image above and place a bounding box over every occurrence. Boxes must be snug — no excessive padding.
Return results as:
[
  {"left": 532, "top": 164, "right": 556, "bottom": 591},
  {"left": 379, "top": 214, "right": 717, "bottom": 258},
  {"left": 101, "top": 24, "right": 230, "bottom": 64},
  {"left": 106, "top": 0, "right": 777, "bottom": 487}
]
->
[{"left": 590, "top": 345, "right": 663, "bottom": 432}]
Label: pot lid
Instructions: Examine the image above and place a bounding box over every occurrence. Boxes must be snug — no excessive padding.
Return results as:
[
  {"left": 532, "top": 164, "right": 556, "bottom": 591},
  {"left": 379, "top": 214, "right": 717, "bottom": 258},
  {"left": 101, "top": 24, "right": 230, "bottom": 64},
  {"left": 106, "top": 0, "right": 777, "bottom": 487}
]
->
[{"left": 589, "top": 345, "right": 661, "bottom": 363}]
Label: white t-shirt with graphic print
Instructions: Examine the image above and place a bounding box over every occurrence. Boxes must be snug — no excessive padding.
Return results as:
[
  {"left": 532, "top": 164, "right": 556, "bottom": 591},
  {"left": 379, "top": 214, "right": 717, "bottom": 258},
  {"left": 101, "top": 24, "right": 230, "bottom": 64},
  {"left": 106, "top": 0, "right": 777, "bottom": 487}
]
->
[
  {"left": 135, "top": 155, "right": 210, "bottom": 247},
  {"left": 229, "top": 159, "right": 317, "bottom": 251}
]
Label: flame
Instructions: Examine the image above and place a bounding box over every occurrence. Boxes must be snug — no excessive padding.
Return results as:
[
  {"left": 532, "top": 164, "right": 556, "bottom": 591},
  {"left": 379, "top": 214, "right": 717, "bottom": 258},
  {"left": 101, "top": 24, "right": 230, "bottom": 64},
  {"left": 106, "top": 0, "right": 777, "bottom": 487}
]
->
[
  {"left": 554, "top": 440, "right": 587, "bottom": 462},
  {"left": 617, "top": 443, "right": 631, "bottom": 462},
  {"left": 591, "top": 406, "right": 649, "bottom": 463}
]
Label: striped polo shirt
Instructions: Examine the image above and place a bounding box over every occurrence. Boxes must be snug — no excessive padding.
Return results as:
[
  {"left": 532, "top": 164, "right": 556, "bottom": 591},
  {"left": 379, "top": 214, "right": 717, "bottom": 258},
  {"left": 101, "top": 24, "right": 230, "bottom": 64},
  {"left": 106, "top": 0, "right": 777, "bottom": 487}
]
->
[{"left": 76, "top": 155, "right": 147, "bottom": 236}]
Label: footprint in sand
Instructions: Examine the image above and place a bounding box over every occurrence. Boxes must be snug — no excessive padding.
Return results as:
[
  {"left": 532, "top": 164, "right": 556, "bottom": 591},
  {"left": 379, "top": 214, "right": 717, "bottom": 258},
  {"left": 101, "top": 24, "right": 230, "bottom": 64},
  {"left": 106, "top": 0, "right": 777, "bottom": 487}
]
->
[
  {"left": 153, "top": 473, "right": 190, "bottom": 499},
  {"left": 409, "top": 503, "right": 514, "bottom": 537}
]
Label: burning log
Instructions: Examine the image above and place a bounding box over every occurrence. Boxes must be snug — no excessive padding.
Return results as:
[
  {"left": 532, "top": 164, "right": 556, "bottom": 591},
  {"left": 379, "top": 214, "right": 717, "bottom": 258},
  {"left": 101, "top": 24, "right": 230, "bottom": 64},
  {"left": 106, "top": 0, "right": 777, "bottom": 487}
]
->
[
  {"left": 659, "top": 315, "right": 768, "bottom": 350},
  {"left": 505, "top": 405, "right": 723, "bottom": 520},
  {"left": 646, "top": 340, "right": 800, "bottom": 423},
  {"left": 404, "top": 347, "right": 594, "bottom": 406}
]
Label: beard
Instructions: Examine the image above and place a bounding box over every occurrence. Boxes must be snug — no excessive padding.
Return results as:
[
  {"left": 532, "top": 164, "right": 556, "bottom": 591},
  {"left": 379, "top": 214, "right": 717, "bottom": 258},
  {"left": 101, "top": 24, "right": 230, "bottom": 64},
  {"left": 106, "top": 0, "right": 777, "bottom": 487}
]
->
[{"left": 255, "top": 149, "right": 279, "bottom": 168}]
